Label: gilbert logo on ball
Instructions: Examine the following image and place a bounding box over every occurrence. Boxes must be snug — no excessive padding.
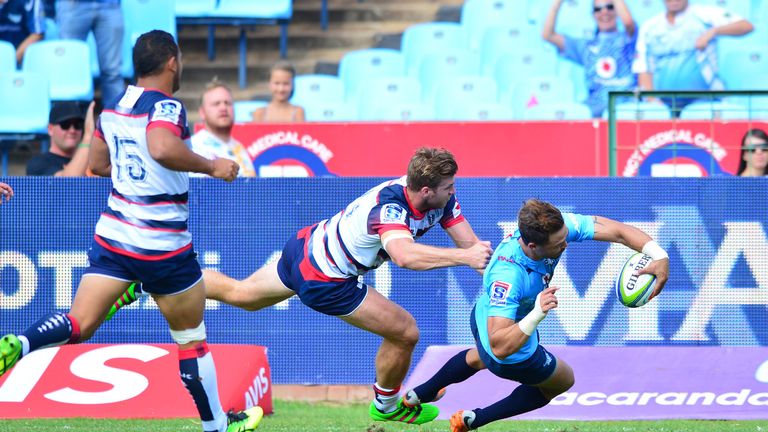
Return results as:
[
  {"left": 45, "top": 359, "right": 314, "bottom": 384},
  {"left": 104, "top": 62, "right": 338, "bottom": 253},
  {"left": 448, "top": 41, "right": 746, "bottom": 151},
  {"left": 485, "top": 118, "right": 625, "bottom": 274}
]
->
[{"left": 615, "top": 252, "right": 656, "bottom": 308}]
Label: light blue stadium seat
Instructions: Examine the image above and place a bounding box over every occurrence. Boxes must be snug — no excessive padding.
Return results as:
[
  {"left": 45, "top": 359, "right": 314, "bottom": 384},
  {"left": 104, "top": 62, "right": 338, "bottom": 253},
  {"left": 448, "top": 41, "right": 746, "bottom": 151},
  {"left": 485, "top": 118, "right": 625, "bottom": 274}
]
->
[
  {"left": 535, "top": 0, "right": 595, "bottom": 39},
  {"left": 610, "top": 101, "right": 672, "bottom": 120},
  {"left": 0, "top": 41, "right": 15, "bottom": 72},
  {"left": 291, "top": 74, "right": 345, "bottom": 108},
  {"left": 44, "top": 18, "right": 59, "bottom": 40},
  {"left": 23, "top": 40, "right": 93, "bottom": 101},
  {"left": 523, "top": 102, "right": 593, "bottom": 120},
  {"left": 175, "top": 0, "right": 216, "bottom": 18},
  {"left": 624, "top": 0, "right": 664, "bottom": 26},
  {"left": 679, "top": 101, "right": 751, "bottom": 120},
  {"left": 234, "top": 100, "right": 268, "bottom": 123},
  {"left": 304, "top": 102, "right": 357, "bottom": 122},
  {"left": 0, "top": 72, "right": 50, "bottom": 175},
  {"left": 493, "top": 49, "right": 559, "bottom": 93},
  {"left": 479, "top": 24, "right": 549, "bottom": 76},
  {"left": 357, "top": 76, "right": 421, "bottom": 121},
  {"left": 504, "top": 75, "right": 576, "bottom": 118},
  {"left": 557, "top": 60, "right": 589, "bottom": 107},
  {"left": 87, "top": 33, "right": 100, "bottom": 78},
  {"left": 121, "top": 0, "right": 177, "bottom": 79},
  {"left": 461, "top": 0, "right": 528, "bottom": 51},
  {"left": 720, "top": 48, "right": 768, "bottom": 90},
  {"left": 699, "top": 0, "right": 752, "bottom": 19},
  {"left": 726, "top": 95, "right": 768, "bottom": 119},
  {"left": 450, "top": 101, "right": 514, "bottom": 121},
  {"left": 401, "top": 22, "right": 468, "bottom": 76},
  {"left": 374, "top": 102, "right": 435, "bottom": 121},
  {"left": 432, "top": 76, "right": 497, "bottom": 120},
  {"left": 338, "top": 49, "right": 405, "bottom": 102},
  {"left": 418, "top": 49, "right": 480, "bottom": 98}
]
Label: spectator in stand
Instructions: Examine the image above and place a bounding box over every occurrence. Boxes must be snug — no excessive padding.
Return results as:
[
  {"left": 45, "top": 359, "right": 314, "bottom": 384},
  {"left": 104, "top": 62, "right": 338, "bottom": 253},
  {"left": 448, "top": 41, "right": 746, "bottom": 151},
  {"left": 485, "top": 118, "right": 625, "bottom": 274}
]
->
[
  {"left": 542, "top": 0, "right": 636, "bottom": 118},
  {"left": 737, "top": 128, "right": 768, "bottom": 177},
  {"left": 191, "top": 79, "right": 256, "bottom": 177},
  {"left": 27, "top": 101, "right": 95, "bottom": 176},
  {"left": 0, "top": 0, "right": 44, "bottom": 64},
  {"left": 251, "top": 61, "right": 305, "bottom": 123},
  {"left": 55, "top": 0, "right": 124, "bottom": 105},
  {"left": 632, "top": 0, "right": 753, "bottom": 111}
]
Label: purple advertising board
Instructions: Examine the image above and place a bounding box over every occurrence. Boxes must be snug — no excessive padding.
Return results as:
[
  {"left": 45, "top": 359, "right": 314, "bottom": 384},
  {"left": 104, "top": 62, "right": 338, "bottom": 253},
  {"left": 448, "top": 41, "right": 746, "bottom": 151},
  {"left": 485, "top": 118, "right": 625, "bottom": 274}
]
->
[{"left": 404, "top": 346, "right": 768, "bottom": 420}]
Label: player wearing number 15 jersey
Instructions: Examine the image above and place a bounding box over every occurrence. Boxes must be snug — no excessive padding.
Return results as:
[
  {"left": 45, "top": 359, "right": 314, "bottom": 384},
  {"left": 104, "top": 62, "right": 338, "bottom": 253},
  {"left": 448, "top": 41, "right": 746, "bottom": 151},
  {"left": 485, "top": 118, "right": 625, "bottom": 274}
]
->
[{"left": 0, "top": 30, "right": 261, "bottom": 432}]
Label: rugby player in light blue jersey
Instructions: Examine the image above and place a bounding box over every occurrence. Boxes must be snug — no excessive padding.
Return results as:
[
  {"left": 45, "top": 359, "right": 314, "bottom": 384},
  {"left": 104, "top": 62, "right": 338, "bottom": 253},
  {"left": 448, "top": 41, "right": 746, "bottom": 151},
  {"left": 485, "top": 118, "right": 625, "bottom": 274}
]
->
[
  {"left": 543, "top": 0, "right": 637, "bottom": 118},
  {"left": 403, "top": 199, "right": 670, "bottom": 432}
]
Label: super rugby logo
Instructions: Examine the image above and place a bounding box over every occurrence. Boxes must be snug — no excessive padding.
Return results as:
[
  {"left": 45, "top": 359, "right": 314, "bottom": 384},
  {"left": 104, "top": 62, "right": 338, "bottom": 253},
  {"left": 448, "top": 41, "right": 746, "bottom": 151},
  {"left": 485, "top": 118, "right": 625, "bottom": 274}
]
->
[
  {"left": 489, "top": 281, "right": 511, "bottom": 306},
  {"left": 246, "top": 131, "right": 336, "bottom": 177},
  {"left": 622, "top": 129, "right": 729, "bottom": 177}
]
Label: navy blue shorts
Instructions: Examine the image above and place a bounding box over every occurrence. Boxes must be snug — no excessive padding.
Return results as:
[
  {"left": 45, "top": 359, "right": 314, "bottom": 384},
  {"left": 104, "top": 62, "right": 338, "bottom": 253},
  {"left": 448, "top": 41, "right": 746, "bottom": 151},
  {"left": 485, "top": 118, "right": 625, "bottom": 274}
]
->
[
  {"left": 470, "top": 306, "right": 557, "bottom": 385},
  {"left": 277, "top": 226, "right": 369, "bottom": 316},
  {"left": 85, "top": 240, "right": 203, "bottom": 296}
]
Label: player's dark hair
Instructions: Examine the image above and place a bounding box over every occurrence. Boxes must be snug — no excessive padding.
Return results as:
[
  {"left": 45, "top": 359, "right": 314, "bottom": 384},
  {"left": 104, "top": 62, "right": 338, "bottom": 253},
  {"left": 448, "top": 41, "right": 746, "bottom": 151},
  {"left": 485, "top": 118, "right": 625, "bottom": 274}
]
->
[
  {"left": 407, "top": 147, "right": 458, "bottom": 191},
  {"left": 133, "top": 30, "right": 179, "bottom": 78},
  {"left": 518, "top": 199, "right": 564, "bottom": 245},
  {"left": 737, "top": 128, "right": 768, "bottom": 176}
]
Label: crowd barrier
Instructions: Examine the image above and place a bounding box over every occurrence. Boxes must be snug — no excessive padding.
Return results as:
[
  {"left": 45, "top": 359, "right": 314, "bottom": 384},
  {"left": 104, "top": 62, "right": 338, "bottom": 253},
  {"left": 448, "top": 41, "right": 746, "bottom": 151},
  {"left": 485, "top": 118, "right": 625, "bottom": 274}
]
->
[{"left": 0, "top": 177, "right": 766, "bottom": 384}]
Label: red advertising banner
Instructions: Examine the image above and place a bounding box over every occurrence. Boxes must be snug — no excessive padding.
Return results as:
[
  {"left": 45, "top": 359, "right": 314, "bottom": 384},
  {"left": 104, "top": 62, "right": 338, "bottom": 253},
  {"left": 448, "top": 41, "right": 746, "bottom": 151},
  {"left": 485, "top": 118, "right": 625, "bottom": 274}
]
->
[
  {"left": 0, "top": 344, "right": 271, "bottom": 419},
  {"left": 224, "top": 120, "right": 765, "bottom": 177}
]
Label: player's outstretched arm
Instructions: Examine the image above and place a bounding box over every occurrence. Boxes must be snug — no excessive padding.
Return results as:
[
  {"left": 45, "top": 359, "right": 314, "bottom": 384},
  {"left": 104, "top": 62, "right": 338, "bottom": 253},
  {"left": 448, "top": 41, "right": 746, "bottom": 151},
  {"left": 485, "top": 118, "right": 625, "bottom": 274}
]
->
[
  {"left": 382, "top": 230, "right": 492, "bottom": 271},
  {"left": 592, "top": 215, "right": 669, "bottom": 296},
  {"left": 147, "top": 128, "right": 239, "bottom": 181}
]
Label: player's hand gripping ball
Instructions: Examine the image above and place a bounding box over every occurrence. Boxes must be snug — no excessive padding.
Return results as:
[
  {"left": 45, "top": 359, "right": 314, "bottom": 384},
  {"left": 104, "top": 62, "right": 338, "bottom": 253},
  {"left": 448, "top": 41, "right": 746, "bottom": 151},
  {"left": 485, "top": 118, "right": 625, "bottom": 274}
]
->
[{"left": 615, "top": 252, "right": 656, "bottom": 308}]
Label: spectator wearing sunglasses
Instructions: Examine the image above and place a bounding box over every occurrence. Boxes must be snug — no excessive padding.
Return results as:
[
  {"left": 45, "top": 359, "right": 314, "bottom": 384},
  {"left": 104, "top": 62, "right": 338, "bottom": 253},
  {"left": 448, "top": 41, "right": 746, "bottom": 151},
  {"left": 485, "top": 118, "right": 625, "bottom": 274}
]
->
[
  {"left": 737, "top": 128, "right": 768, "bottom": 177},
  {"left": 633, "top": 0, "right": 753, "bottom": 111},
  {"left": 542, "top": 0, "right": 636, "bottom": 118},
  {"left": 26, "top": 101, "right": 95, "bottom": 176}
]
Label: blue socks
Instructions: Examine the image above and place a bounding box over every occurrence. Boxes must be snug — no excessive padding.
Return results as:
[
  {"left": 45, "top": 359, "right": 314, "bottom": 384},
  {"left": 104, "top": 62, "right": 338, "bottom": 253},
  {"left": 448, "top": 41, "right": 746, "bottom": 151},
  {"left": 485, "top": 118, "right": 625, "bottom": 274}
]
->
[
  {"left": 179, "top": 342, "right": 227, "bottom": 432},
  {"left": 19, "top": 312, "right": 80, "bottom": 355},
  {"left": 412, "top": 349, "right": 479, "bottom": 403},
  {"left": 472, "top": 384, "right": 550, "bottom": 428}
]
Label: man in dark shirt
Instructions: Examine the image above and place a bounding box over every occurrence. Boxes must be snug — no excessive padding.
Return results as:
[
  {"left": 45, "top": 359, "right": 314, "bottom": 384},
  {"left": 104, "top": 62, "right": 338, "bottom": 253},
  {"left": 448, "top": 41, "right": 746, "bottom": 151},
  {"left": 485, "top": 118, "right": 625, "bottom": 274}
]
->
[
  {"left": 0, "top": 0, "right": 45, "bottom": 63},
  {"left": 27, "top": 101, "right": 91, "bottom": 176}
]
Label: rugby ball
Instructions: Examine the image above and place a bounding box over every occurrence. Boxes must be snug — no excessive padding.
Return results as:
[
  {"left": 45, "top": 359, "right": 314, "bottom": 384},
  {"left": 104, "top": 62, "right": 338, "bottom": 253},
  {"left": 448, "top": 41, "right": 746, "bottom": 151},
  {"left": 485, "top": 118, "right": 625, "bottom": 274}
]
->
[{"left": 615, "top": 252, "right": 656, "bottom": 308}]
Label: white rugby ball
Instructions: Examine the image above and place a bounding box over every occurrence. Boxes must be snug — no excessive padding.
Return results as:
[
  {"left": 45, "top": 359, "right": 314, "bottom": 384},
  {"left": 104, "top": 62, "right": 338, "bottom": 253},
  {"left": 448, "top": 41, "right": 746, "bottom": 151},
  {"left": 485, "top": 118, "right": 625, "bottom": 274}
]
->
[{"left": 615, "top": 252, "right": 657, "bottom": 308}]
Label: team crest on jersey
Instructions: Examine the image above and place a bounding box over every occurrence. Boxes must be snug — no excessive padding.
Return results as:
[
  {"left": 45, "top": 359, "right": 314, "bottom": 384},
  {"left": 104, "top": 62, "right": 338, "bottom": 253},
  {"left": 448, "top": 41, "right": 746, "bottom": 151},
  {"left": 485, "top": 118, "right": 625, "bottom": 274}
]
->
[
  {"left": 596, "top": 56, "right": 617, "bottom": 79},
  {"left": 152, "top": 100, "right": 182, "bottom": 124},
  {"left": 380, "top": 203, "right": 406, "bottom": 224},
  {"left": 489, "top": 280, "right": 511, "bottom": 306},
  {"left": 452, "top": 201, "right": 461, "bottom": 219}
]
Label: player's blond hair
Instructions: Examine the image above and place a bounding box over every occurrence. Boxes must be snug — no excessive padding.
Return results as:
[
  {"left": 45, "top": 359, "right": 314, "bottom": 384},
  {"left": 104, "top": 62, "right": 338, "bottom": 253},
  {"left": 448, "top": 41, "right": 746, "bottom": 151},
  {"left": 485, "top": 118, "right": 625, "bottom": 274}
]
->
[
  {"left": 199, "top": 77, "right": 232, "bottom": 105},
  {"left": 406, "top": 147, "right": 458, "bottom": 191}
]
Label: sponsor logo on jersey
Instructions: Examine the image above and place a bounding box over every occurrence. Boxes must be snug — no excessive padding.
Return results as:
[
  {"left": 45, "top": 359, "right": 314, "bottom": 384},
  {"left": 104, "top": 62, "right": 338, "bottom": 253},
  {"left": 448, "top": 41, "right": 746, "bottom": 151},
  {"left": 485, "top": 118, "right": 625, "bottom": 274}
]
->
[
  {"left": 380, "top": 203, "right": 406, "bottom": 224},
  {"left": 151, "top": 100, "right": 182, "bottom": 124},
  {"left": 489, "top": 280, "right": 511, "bottom": 306}
]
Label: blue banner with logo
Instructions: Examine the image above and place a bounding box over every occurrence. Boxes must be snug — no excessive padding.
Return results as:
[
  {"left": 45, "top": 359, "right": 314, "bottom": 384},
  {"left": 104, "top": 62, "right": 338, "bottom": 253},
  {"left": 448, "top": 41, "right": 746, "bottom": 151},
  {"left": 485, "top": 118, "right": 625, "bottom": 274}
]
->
[{"left": 0, "top": 177, "right": 766, "bottom": 383}]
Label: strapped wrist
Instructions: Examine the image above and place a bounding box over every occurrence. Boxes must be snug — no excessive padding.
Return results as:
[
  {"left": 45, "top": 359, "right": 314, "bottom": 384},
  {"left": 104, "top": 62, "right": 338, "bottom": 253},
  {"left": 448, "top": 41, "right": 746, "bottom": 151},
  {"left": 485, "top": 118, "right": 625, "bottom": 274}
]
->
[
  {"left": 642, "top": 240, "right": 668, "bottom": 260},
  {"left": 518, "top": 292, "right": 548, "bottom": 336}
]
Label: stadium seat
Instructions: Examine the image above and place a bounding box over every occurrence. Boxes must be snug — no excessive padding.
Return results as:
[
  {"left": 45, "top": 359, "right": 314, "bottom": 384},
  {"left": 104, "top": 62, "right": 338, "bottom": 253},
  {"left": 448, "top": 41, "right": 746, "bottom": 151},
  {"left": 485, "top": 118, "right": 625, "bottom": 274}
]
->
[
  {"left": 624, "top": 0, "right": 664, "bottom": 26},
  {"left": 175, "top": 0, "right": 216, "bottom": 18},
  {"left": 479, "top": 24, "right": 549, "bottom": 76},
  {"left": 357, "top": 76, "right": 421, "bottom": 121},
  {"left": 374, "top": 102, "right": 435, "bottom": 121},
  {"left": 338, "top": 49, "right": 405, "bottom": 102},
  {"left": 87, "top": 33, "right": 99, "bottom": 78},
  {"left": 679, "top": 101, "right": 751, "bottom": 120},
  {"left": 461, "top": 0, "right": 528, "bottom": 51},
  {"left": 418, "top": 50, "right": 480, "bottom": 97},
  {"left": 523, "top": 102, "right": 593, "bottom": 120},
  {"left": 234, "top": 100, "right": 268, "bottom": 123},
  {"left": 449, "top": 102, "right": 514, "bottom": 121},
  {"left": 121, "top": 0, "right": 177, "bottom": 79},
  {"left": 699, "top": 0, "right": 752, "bottom": 20},
  {"left": 504, "top": 75, "right": 576, "bottom": 118},
  {"left": 610, "top": 101, "right": 672, "bottom": 120},
  {"left": 304, "top": 102, "right": 357, "bottom": 122},
  {"left": 0, "top": 41, "right": 15, "bottom": 73},
  {"left": 720, "top": 48, "right": 768, "bottom": 90},
  {"left": 431, "top": 76, "right": 498, "bottom": 120},
  {"left": 401, "top": 22, "right": 468, "bottom": 76},
  {"left": 557, "top": 60, "right": 589, "bottom": 106},
  {"left": 534, "top": 0, "right": 595, "bottom": 39},
  {"left": 44, "top": 17, "right": 59, "bottom": 40},
  {"left": 291, "top": 75, "right": 345, "bottom": 108},
  {"left": 493, "top": 49, "right": 559, "bottom": 93},
  {"left": 23, "top": 40, "right": 93, "bottom": 101},
  {"left": 0, "top": 72, "right": 49, "bottom": 134}
]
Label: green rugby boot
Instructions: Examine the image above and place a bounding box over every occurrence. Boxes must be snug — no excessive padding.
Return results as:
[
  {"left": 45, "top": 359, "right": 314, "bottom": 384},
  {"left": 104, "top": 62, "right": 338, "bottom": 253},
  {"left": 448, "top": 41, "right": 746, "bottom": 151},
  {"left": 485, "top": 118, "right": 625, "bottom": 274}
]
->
[
  {"left": 369, "top": 400, "right": 440, "bottom": 425},
  {"left": 0, "top": 334, "right": 22, "bottom": 377},
  {"left": 105, "top": 282, "right": 143, "bottom": 321},
  {"left": 227, "top": 406, "right": 264, "bottom": 431}
]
